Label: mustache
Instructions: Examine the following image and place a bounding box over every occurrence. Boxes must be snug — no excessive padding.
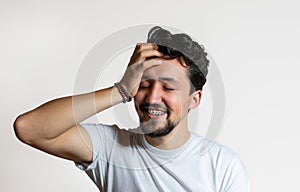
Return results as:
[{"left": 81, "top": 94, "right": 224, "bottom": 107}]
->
[{"left": 139, "top": 103, "right": 168, "bottom": 112}]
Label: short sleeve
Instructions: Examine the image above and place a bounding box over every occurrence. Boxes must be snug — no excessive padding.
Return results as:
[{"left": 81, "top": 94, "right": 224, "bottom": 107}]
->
[
  {"left": 75, "top": 123, "right": 114, "bottom": 170},
  {"left": 223, "top": 155, "right": 249, "bottom": 192}
]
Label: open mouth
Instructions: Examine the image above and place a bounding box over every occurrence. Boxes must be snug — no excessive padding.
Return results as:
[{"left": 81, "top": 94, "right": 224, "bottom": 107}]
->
[
  {"left": 140, "top": 104, "right": 168, "bottom": 119},
  {"left": 146, "top": 108, "right": 167, "bottom": 116}
]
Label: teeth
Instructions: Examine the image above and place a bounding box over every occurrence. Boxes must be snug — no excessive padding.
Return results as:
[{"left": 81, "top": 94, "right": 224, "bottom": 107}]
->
[{"left": 148, "top": 109, "right": 165, "bottom": 116}]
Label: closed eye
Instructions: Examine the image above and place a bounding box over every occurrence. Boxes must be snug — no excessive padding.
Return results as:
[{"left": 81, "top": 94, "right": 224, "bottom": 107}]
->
[{"left": 163, "top": 86, "right": 175, "bottom": 91}]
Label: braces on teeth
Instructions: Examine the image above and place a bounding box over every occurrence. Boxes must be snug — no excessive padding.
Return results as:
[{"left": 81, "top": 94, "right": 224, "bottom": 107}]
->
[{"left": 148, "top": 109, "right": 166, "bottom": 116}]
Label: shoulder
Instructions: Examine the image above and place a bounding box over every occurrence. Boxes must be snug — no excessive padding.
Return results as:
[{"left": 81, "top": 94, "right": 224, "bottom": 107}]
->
[
  {"left": 190, "top": 134, "right": 248, "bottom": 190},
  {"left": 189, "top": 133, "right": 244, "bottom": 169},
  {"left": 208, "top": 142, "right": 248, "bottom": 191},
  {"left": 80, "top": 123, "right": 142, "bottom": 146},
  {"left": 80, "top": 123, "right": 120, "bottom": 136}
]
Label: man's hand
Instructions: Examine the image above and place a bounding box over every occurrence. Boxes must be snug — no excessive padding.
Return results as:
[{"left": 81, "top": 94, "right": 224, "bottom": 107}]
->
[{"left": 119, "top": 43, "right": 163, "bottom": 98}]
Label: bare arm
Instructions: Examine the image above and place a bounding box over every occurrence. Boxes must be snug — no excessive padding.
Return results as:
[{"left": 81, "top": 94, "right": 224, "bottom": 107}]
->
[
  {"left": 14, "top": 87, "right": 123, "bottom": 162},
  {"left": 13, "top": 43, "right": 163, "bottom": 163}
]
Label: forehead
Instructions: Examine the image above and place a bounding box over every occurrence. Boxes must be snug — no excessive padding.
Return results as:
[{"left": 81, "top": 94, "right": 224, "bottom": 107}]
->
[{"left": 142, "top": 58, "right": 189, "bottom": 83}]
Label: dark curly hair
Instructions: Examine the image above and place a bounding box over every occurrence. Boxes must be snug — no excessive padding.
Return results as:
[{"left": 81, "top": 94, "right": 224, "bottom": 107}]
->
[{"left": 147, "top": 26, "right": 209, "bottom": 92}]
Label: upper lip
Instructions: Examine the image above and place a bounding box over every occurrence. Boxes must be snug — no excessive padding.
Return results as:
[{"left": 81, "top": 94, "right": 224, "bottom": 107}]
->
[{"left": 146, "top": 107, "right": 166, "bottom": 112}]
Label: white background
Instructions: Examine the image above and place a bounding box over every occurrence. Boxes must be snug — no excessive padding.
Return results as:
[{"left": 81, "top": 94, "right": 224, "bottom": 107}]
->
[{"left": 1, "top": 0, "right": 300, "bottom": 191}]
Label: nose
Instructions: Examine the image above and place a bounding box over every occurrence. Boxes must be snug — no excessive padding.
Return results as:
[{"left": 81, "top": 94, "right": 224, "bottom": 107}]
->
[{"left": 146, "top": 83, "right": 162, "bottom": 104}]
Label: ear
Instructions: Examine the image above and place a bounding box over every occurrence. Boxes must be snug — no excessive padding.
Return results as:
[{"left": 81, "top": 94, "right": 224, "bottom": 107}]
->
[{"left": 189, "top": 90, "right": 202, "bottom": 110}]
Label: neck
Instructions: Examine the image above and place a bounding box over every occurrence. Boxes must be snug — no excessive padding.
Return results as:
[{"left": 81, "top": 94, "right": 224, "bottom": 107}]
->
[{"left": 145, "top": 118, "right": 190, "bottom": 150}]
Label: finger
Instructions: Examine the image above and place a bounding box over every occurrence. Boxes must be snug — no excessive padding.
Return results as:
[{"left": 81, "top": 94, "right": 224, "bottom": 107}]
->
[
  {"left": 136, "top": 49, "right": 163, "bottom": 60},
  {"left": 135, "top": 43, "right": 159, "bottom": 52},
  {"left": 142, "top": 59, "right": 162, "bottom": 69},
  {"left": 129, "top": 49, "right": 163, "bottom": 66}
]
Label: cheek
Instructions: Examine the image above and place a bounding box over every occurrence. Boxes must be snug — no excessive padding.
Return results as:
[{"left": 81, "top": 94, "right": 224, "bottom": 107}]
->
[
  {"left": 166, "top": 92, "right": 191, "bottom": 113},
  {"left": 134, "top": 90, "right": 145, "bottom": 106},
  {"left": 135, "top": 89, "right": 144, "bottom": 98},
  {"left": 164, "top": 93, "right": 182, "bottom": 110}
]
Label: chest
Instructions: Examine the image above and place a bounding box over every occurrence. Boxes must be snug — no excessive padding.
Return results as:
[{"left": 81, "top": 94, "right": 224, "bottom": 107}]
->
[{"left": 103, "top": 155, "right": 217, "bottom": 192}]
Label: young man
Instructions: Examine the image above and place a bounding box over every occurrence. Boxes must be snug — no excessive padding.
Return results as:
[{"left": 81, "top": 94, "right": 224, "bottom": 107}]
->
[{"left": 14, "top": 26, "right": 248, "bottom": 191}]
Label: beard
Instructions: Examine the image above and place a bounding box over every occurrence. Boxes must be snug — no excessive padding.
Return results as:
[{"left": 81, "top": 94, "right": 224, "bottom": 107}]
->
[
  {"left": 140, "top": 118, "right": 179, "bottom": 138},
  {"left": 137, "top": 103, "right": 180, "bottom": 138}
]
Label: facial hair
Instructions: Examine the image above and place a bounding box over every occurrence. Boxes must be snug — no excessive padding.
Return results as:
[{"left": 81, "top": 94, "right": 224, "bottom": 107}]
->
[
  {"left": 142, "top": 120, "right": 177, "bottom": 138},
  {"left": 138, "top": 103, "right": 181, "bottom": 138}
]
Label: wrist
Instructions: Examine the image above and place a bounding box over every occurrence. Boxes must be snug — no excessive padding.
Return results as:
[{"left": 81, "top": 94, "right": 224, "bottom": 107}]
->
[{"left": 114, "top": 83, "right": 132, "bottom": 103}]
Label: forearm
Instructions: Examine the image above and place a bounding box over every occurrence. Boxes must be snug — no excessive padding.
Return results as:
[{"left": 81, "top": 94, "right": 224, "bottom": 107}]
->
[
  {"left": 14, "top": 43, "right": 163, "bottom": 145},
  {"left": 14, "top": 86, "right": 123, "bottom": 143}
]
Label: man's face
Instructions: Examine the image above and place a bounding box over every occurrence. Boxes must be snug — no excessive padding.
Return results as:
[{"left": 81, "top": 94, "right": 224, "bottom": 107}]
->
[{"left": 134, "top": 58, "right": 194, "bottom": 138}]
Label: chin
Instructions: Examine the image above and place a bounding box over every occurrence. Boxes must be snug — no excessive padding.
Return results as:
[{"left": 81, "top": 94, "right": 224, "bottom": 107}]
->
[
  {"left": 146, "top": 126, "right": 175, "bottom": 138},
  {"left": 140, "top": 120, "right": 176, "bottom": 138}
]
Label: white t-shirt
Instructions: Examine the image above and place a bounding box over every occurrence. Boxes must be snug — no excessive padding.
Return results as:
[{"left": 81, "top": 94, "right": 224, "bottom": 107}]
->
[{"left": 76, "top": 124, "right": 248, "bottom": 192}]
